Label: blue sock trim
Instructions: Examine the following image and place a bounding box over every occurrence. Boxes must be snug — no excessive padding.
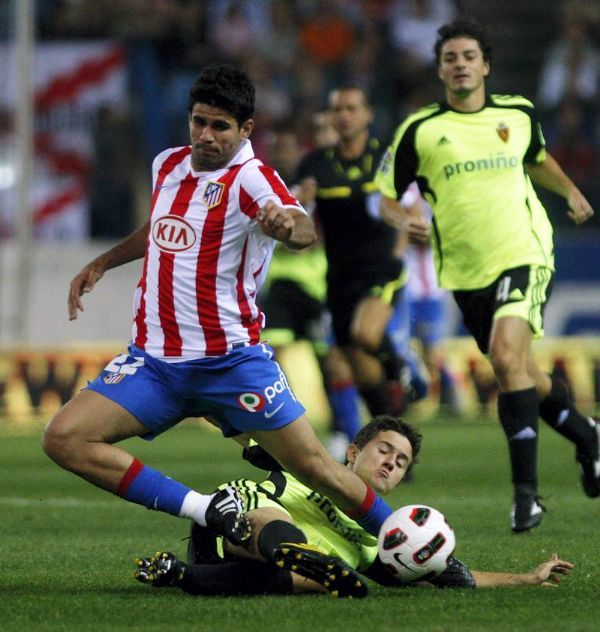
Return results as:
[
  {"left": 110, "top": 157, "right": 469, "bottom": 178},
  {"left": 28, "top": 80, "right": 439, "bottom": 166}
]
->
[
  {"left": 123, "top": 465, "right": 191, "bottom": 516},
  {"left": 355, "top": 496, "right": 393, "bottom": 536},
  {"left": 329, "top": 384, "right": 361, "bottom": 441}
]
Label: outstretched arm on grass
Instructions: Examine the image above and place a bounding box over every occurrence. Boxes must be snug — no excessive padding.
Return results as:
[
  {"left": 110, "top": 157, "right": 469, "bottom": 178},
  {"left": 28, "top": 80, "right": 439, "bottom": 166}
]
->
[{"left": 471, "top": 554, "right": 574, "bottom": 588}]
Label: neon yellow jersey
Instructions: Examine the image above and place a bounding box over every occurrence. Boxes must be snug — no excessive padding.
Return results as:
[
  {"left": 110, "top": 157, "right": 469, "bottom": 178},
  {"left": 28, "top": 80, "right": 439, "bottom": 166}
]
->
[
  {"left": 225, "top": 472, "right": 378, "bottom": 571},
  {"left": 266, "top": 472, "right": 378, "bottom": 571},
  {"left": 376, "top": 95, "right": 554, "bottom": 290},
  {"left": 265, "top": 245, "right": 328, "bottom": 303}
]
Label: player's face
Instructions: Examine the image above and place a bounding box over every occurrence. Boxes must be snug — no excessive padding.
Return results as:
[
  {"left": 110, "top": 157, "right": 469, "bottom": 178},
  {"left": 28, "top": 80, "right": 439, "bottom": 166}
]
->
[
  {"left": 438, "top": 37, "right": 489, "bottom": 98},
  {"left": 189, "top": 103, "right": 253, "bottom": 171},
  {"left": 347, "top": 430, "right": 413, "bottom": 495},
  {"left": 328, "top": 89, "right": 372, "bottom": 142}
]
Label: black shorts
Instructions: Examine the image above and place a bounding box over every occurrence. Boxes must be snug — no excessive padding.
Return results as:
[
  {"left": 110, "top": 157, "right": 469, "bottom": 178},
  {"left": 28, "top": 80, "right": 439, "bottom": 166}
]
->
[
  {"left": 453, "top": 265, "right": 554, "bottom": 353},
  {"left": 327, "top": 266, "right": 405, "bottom": 347},
  {"left": 260, "top": 280, "right": 328, "bottom": 347}
]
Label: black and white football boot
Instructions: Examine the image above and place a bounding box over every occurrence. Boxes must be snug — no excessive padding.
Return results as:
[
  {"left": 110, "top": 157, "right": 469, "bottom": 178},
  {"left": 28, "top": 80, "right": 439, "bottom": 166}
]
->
[
  {"left": 576, "top": 418, "right": 600, "bottom": 498},
  {"left": 204, "top": 487, "right": 251, "bottom": 546},
  {"left": 511, "top": 492, "right": 545, "bottom": 533}
]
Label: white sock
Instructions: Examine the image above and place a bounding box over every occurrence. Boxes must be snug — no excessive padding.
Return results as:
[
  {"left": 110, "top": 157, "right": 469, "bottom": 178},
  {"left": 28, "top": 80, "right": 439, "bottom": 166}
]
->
[{"left": 179, "top": 491, "right": 214, "bottom": 525}]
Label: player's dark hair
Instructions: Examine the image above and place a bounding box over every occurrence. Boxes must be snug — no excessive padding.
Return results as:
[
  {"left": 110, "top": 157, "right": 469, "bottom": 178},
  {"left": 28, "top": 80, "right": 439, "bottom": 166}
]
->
[
  {"left": 434, "top": 18, "right": 493, "bottom": 65},
  {"left": 328, "top": 83, "right": 372, "bottom": 108},
  {"left": 188, "top": 64, "right": 255, "bottom": 125},
  {"left": 352, "top": 416, "right": 422, "bottom": 473}
]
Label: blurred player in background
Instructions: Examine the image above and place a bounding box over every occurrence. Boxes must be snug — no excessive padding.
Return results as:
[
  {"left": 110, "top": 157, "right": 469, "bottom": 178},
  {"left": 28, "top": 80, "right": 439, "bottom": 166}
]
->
[
  {"left": 260, "top": 123, "right": 362, "bottom": 461},
  {"left": 134, "top": 416, "right": 574, "bottom": 597},
  {"left": 296, "top": 85, "right": 409, "bottom": 421},
  {"left": 43, "top": 64, "right": 397, "bottom": 545},
  {"left": 377, "top": 19, "right": 599, "bottom": 533},
  {"left": 395, "top": 182, "right": 461, "bottom": 414}
]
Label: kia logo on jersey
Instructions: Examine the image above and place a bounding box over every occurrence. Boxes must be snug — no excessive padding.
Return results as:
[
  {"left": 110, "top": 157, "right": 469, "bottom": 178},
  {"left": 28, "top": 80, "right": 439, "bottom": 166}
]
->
[{"left": 152, "top": 215, "right": 197, "bottom": 252}]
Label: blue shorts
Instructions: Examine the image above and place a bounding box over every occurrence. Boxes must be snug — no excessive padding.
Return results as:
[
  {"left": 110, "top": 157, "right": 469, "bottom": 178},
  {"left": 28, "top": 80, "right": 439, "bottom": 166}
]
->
[
  {"left": 87, "top": 343, "right": 306, "bottom": 439},
  {"left": 409, "top": 298, "right": 445, "bottom": 347}
]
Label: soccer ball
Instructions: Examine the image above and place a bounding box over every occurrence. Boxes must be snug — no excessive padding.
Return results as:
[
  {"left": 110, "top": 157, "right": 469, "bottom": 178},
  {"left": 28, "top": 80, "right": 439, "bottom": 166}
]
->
[{"left": 377, "top": 504, "right": 455, "bottom": 583}]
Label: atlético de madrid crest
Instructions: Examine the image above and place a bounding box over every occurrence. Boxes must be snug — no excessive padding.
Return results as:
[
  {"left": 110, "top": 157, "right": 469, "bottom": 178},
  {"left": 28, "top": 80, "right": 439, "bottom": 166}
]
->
[
  {"left": 496, "top": 123, "right": 509, "bottom": 143},
  {"left": 203, "top": 181, "right": 225, "bottom": 209}
]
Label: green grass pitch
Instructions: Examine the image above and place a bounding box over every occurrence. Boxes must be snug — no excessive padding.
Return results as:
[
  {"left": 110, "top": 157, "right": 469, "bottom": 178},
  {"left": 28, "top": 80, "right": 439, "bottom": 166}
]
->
[{"left": 1, "top": 418, "right": 598, "bottom": 631}]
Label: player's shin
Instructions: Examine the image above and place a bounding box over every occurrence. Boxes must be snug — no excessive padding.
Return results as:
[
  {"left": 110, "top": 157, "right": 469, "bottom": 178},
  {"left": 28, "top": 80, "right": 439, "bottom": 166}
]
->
[
  {"left": 180, "top": 561, "right": 293, "bottom": 596},
  {"left": 360, "top": 382, "right": 393, "bottom": 416},
  {"left": 498, "top": 388, "right": 545, "bottom": 531},
  {"left": 117, "top": 458, "right": 193, "bottom": 515},
  {"left": 117, "top": 459, "right": 248, "bottom": 542},
  {"left": 328, "top": 380, "right": 362, "bottom": 441},
  {"left": 498, "top": 388, "right": 540, "bottom": 493},
  {"left": 257, "top": 520, "right": 307, "bottom": 562}
]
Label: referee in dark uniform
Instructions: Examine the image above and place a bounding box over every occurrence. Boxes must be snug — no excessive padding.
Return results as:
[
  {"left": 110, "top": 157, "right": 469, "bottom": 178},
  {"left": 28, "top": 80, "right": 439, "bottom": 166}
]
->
[{"left": 296, "top": 85, "right": 408, "bottom": 416}]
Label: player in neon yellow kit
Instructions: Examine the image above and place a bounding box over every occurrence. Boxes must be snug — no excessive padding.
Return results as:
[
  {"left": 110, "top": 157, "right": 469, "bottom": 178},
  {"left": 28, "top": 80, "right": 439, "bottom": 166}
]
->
[
  {"left": 376, "top": 19, "right": 599, "bottom": 532},
  {"left": 134, "top": 417, "right": 574, "bottom": 596}
]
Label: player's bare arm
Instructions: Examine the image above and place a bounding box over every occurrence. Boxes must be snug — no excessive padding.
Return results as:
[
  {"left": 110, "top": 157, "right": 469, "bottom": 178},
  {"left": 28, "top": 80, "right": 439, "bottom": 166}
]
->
[
  {"left": 68, "top": 221, "right": 149, "bottom": 320},
  {"left": 380, "top": 195, "right": 431, "bottom": 245},
  {"left": 406, "top": 217, "right": 432, "bottom": 245},
  {"left": 471, "top": 553, "right": 574, "bottom": 588},
  {"left": 403, "top": 194, "right": 433, "bottom": 246},
  {"left": 379, "top": 194, "right": 404, "bottom": 230},
  {"left": 525, "top": 153, "right": 594, "bottom": 225},
  {"left": 257, "top": 201, "right": 316, "bottom": 249}
]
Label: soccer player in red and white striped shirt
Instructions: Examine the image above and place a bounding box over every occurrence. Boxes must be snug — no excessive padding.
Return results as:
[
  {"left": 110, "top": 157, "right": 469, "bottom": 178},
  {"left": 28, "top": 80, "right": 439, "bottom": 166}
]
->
[{"left": 44, "top": 65, "right": 395, "bottom": 547}]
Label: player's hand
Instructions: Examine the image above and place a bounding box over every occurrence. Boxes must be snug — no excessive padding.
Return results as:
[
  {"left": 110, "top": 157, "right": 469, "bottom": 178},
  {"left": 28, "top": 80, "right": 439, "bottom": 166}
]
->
[
  {"left": 68, "top": 261, "right": 105, "bottom": 320},
  {"left": 406, "top": 217, "right": 432, "bottom": 245},
  {"left": 529, "top": 553, "right": 574, "bottom": 586},
  {"left": 257, "top": 200, "right": 296, "bottom": 242},
  {"left": 567, "top": 189, "right": 594, "bottom": 225}
]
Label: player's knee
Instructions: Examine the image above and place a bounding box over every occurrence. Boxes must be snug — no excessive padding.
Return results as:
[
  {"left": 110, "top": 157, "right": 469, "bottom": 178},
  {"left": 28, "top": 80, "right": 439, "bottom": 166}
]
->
[
  {"left": 352, "top": 327, "right": 381, "bottom": 353},
  {"left": 489, "top": 343, "right": 524, "bottom": 382},
  {"left": 42, "top": 415, "right": 85, "bottom": 469},
  {"left": 42, "top": 420, "right": 69, "bottom": 465},
  {"left": 257, "top": 520, "right": 307, "bottom": 562}
]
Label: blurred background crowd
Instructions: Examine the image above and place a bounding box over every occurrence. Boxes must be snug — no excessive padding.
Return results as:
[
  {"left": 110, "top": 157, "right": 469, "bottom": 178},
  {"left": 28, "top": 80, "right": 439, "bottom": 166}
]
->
[
  {"left": 0, "top": 0, "right": 599, "bottom": 422},
  {"left": 1, "top": 0, "right": 600, "bottom": 241}
]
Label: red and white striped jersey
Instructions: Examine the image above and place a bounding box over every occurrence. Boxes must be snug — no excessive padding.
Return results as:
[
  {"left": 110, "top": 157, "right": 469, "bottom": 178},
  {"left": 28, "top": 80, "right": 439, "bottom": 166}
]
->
[
  {"left": 405, "top": 246, "right": 446, "bottom": 301},
  {"left": 132, "top": 140, "right": 304, "bottom": 360},
  {"left": 401, "top": 182, "right": 446, "bottom": 301}
]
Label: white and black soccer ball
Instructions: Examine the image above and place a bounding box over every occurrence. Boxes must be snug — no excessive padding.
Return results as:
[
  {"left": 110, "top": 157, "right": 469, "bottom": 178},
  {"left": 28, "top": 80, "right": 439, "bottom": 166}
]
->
[{"left": 377, "top": 505, "right": 456, "bottom": 583}]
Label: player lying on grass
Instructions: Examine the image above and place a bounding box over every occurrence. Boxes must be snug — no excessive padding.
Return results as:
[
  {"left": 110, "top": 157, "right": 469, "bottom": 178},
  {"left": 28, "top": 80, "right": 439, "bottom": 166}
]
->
[{"left": 134, "top": 416, "right": 574, "bottom": 597}]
